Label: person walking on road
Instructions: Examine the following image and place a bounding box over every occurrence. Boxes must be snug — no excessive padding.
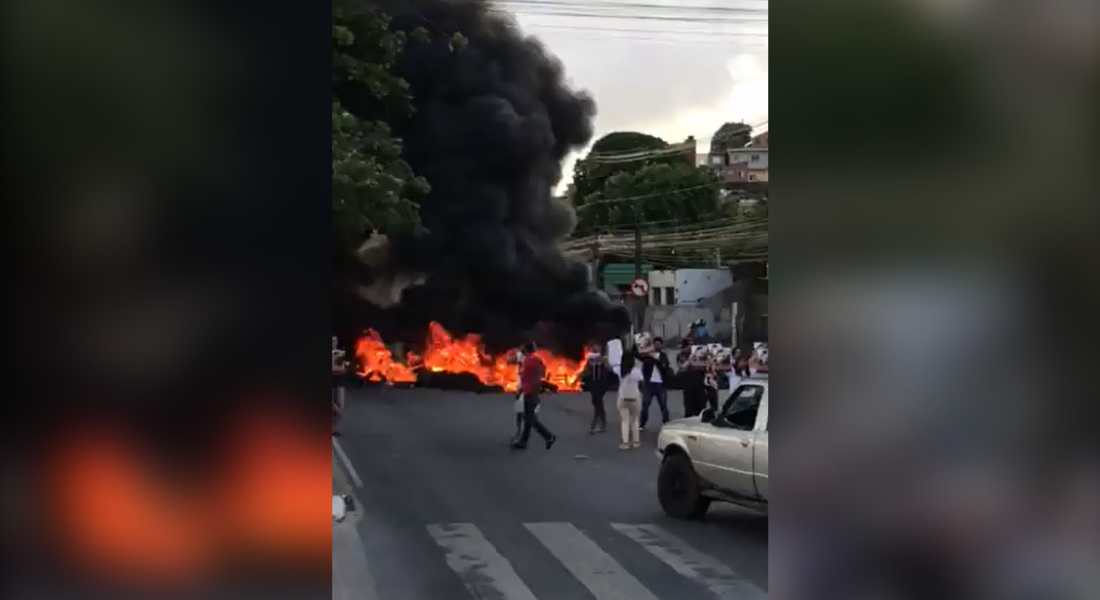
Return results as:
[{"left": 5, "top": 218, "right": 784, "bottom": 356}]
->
[
  {"left": 639, "top": 337, "right": 671, "bottom": 429},
  {"left": 511, "top": 342, "right": 557, "bottom": 450},
  {"left": 702, "top": 353, "right": 721, "bottom": 413},
  {"left": 616, "top": 350, "right": 644, "bottom": 449},
  {"left": 332, "top": 335, "right": 348, "bottom": 437},
  {"left": 734, "top": 347, "right": 752, "bottom": 378},
  {"left": 678, "top": 340, "right": 706, "bottom": 417},
  {"left": 583, "top": 342, "right": 612, "bottom": 434}
]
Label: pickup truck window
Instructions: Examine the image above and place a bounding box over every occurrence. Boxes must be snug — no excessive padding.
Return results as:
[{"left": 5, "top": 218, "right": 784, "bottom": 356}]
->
[{"left": 719, "top": 384, "right": 764, "bottom": 431}]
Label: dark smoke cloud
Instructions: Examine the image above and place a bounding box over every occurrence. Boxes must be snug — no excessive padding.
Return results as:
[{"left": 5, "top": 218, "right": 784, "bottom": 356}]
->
[{"left": 342, "top": 0, "right": 629, "bottom": 355}]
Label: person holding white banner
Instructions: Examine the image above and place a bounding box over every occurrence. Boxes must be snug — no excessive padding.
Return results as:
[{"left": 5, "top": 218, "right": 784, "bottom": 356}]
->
[
  {"left": 608, "top": 337, "right": 644, "bottom": 449},
  {"left": 615, "top": 350, "right": 644, "bottom": 449}
]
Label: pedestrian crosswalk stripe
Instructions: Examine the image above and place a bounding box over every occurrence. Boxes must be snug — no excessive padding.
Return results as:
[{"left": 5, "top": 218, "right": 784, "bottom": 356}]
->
[
  {"left": 426, "top": 523, "right": 541, "bottom": 600},
  {"left": 525, "top": 522, "right": 662, "bottom": 600},
  {"left": 611, "top": 523, "right": 767, "bottom": 600}
]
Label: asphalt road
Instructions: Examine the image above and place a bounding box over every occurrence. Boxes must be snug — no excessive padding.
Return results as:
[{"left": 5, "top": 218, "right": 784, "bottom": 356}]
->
[{"left": 333, "top": 387, "right": 768, "bottom": 600}]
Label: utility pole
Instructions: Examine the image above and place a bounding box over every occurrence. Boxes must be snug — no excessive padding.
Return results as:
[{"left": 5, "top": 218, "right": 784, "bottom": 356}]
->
[
  {"left": 633, "top": 204, "right": 644, "bottom": 332},
  {"left": 633, "top": 221, "right": 642, "bottom": 280},
  {"left": 590, "top": 238, "right": 603, "bottom": 290}
]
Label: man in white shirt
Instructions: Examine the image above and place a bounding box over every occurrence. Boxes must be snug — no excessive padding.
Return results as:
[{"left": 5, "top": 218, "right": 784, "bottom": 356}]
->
[{"left": 639, "top": 337, "right": 671, "bottom": 429}]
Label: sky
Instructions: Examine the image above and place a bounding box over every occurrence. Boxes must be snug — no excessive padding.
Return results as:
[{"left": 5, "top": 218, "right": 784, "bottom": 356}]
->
[{"left": 501, "top": 0, "right": 769, "bottom": 187}]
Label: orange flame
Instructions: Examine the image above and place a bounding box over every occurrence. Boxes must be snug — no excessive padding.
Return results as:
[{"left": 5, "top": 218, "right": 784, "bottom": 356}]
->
[{"left": 356, "top": 322, "right": 587, "bottom": 392}]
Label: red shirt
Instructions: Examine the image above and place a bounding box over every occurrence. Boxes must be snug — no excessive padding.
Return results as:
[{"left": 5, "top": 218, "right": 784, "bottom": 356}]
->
[{"left": 520, "top": 355, "right": 545, "bottom": 395}]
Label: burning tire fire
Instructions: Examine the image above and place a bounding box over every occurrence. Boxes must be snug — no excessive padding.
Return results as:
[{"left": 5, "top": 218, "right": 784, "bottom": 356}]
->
[{"left": 355, "top": 322, "right": 586, "bottom": 393}]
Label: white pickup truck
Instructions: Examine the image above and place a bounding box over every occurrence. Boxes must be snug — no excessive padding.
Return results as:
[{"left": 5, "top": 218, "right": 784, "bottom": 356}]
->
[{"left": 655, "top": 379, "right": 769, "bottom": 519}]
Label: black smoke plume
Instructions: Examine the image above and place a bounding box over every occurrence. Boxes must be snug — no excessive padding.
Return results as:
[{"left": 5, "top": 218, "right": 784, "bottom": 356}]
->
[{"left": 338, "top": 0, "right": 629, "bottom": 356}]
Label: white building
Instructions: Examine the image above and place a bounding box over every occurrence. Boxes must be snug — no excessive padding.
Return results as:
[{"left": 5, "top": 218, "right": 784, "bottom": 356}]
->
[{"left": 647, "top": 268, "right": 733, "bottom": 306}]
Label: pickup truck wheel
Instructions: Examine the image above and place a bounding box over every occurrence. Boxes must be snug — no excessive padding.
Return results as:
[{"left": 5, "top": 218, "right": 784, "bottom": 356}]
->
[{"left": 658, "top": 453, "right": 711, "bottom": 520}]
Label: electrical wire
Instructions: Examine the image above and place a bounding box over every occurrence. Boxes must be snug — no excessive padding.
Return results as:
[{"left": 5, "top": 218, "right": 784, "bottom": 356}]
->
[
  {"left": 571, "top": 183, "right": 721, "bottom": 210},
  {"left": 560, "top": 220, "right": 767, "bottom": 250},
  {"left": 498, "top": 0, "right": 768, "bottom": 14},
  {"left": 521, "top": 24, "right": 767, "bottom": 37},
  {"left": 580, "top": 120, "right": 767, "bottom": 161},
  {"left": 497, "top": 10, "right": 764, "bottom": 25}
]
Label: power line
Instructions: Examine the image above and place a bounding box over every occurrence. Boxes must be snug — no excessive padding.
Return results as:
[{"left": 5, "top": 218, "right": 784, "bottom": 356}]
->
[
  {"left": 561, "top": 218, "right": 768, "bottom": 249},
  {"left": 500, "top": 0, "right": 768, "bottom": 11},
  {"left": 544, "top": 33, "right": 767, "bottom": 46},
  {"left": 524, "top": 23, "right": 767, "bottom": 38},
  {"left": 493, "top": 8, "right": 768, "bottom": 25},
  {"left": 579, "top": 119, "right": 767, "bottom": 161},
  {"left": 498, "top": 0, "right": 768, "bottom": 15},
  {"left": 571, "top": 182, "right": 721, "bottom": 210}
]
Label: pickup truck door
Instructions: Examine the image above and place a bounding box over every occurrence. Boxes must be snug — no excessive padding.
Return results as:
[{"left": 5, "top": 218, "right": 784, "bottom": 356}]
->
[
  {"left": 695, "top": 384, "right": 765, "bottom": 497},
  {"left": 750, "top": 397, "right": 768, "bottom": 500}
]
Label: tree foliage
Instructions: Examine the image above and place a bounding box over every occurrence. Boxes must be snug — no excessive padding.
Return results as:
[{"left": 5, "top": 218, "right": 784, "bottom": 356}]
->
[
  {"left": 572, "top": 159, "right": 721, "bottom": 236},
  {"left": 331, "top": 0, "right": 427, "bottom": 249},
  {"left": 571, "top": 131, "right": 722, "bottom": 236},
  {"left": 590, "top": 131, "right": 667, "bottom": 155},
  {"left": 570, "top": 132, "right": 668, "bottom": 209},
  {"left": 709, "top": 121, "right": 753, "bottom": 153},
  {"left": 600, "top": 162, "right": 722, "bottom": 226}
]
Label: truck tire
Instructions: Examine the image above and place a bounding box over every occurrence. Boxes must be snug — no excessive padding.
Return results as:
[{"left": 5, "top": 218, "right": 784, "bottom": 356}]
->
[{"left": 658, "top": 453, "right": 711, "bottom": 520}]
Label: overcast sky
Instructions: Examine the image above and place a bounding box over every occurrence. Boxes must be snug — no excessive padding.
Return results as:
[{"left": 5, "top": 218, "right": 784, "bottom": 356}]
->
[{"left": 501, "top": 0, "right": 768, "bottom": 185}]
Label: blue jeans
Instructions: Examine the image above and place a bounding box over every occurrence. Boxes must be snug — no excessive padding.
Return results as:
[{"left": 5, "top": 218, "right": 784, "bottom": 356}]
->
[{"left": 640, "top": 381, "right": 669, "bottom": 428}]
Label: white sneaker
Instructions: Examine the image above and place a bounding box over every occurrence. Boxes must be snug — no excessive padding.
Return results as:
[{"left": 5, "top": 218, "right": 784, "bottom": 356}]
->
[
  {"left": 632, "top": 441, "right": 641, "bottom": 449},
  {"left": 619, "top": 443, "right": 630, "bottom": 450}
]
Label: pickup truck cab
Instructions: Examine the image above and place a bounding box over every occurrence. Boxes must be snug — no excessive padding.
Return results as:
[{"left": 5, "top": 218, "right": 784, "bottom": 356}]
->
[{"left": 655, "top": 379, "right": 769, "bottom": 519}]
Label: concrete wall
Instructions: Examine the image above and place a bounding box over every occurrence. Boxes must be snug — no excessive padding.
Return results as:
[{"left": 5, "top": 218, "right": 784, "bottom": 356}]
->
[
  {"left": 643, "top": 304, "right": 733, "bottom": 345},
  {"left": 647, "top": 270, "right": 676, "bottom": 306},
  {"left": 674, "top": 269, "right": 734, "bottom": 304},
  {"left": 646, "top": 268, "right": 732, "bottom": 306}
]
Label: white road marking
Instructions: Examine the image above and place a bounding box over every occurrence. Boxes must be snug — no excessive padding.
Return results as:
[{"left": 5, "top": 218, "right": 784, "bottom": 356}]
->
[
  {"left": 525, "top": 522, "right": 661, "bottom": 600},
  {"left": 427, "top": 523, "right": 541, "bottom": 600},
  {"left": 332, "top": 437, "right": 364, "bottom": 488},
  {"left": 332, "top": 519, "right": 379, "bottom": 600},
  {"left": 611, "top": 524, "right": 766, "bottom": 600}
]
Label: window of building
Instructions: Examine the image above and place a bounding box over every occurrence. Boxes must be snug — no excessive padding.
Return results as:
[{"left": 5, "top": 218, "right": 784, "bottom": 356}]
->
[
  {"left": 651, "top": 288, "right": 661, "bottom": 305},
  {"left": 751, "top": 154, "right": 761, "bottom": 162},
  {"left": 664, "top": 287, "right": 676, "bottom": 305}
]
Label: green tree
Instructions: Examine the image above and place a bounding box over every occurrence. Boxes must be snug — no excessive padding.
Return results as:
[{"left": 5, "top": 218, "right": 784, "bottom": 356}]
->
[
  {"left": 331, "top": 0, "right": 427, "bottom": 249},
  {"left": 572, "top": 131, "right": 715, "bottom": 236},
  {"left": 590, "top": 131, "right": 667, "bottom": 155},
  {"left": 574, "top": 161, "right": 721, "bottom": 235},
  {"left": 709, "top": 121, "right": 753, "bottom": 153}
]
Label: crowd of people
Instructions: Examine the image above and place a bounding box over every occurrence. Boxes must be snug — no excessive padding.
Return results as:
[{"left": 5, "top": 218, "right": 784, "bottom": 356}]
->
[
  {"left": 501, "top": 332, "right": 762, "bottom": 452},
  {"left": 572, "top": 332, "right": 759, "bottom": 450}
]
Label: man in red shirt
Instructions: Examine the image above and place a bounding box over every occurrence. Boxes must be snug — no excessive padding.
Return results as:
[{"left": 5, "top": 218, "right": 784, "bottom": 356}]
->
[{"left": 511, "top": 342, "right": 557, "bottom": 450}]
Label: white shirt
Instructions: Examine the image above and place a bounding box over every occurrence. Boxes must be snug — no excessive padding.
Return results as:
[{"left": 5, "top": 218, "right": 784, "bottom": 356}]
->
[
  {"left": 607, "top": 339, "right": 624, "bottom": 376},
  {"left": 618, "top": 366, "right": 644, "bottom": 400},
  {"left": 647, "top": 353, "right": 663, "bottom": 384}
]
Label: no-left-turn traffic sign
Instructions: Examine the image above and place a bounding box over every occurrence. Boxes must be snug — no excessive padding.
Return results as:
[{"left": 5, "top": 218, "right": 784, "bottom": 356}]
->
[{"left": 629, "top": 278, "right": 650, "bottom": 297}]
